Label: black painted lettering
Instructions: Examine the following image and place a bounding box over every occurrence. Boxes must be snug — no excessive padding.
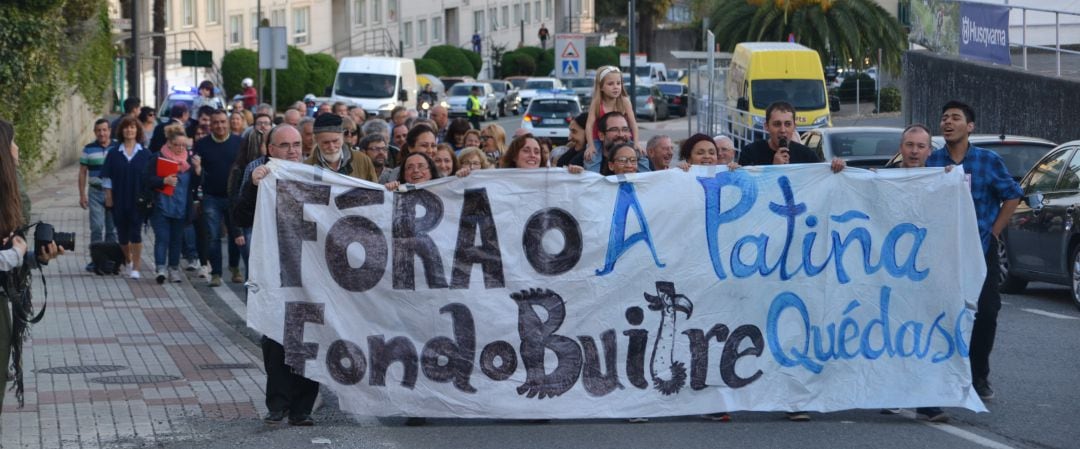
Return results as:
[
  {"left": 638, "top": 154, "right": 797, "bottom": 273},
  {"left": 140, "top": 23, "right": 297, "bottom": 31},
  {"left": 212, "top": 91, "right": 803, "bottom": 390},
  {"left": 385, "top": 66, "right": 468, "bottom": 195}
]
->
[
  {"left": 326, "top": 339, "right": 367, "bottom": 385},
  {"left": 367, "top": 335, "right": 419, "bottom": 388},
  {"left": 683, "top": 324, "right": 730, "bottom": 390},
  {"left": 522, "top": 208, "right": 583, "bottom": 275},
  {"left": 420, "top": 303, "right": 477, "bottom": 393},
  {"left": 720, "top": 325, "right": 764, "bottom": 388},
  {"left": 480, "top": 340, "right": 518, "bottom": 381},
  {"left": 579, "top": 330, "right": 623, "bottom": 397},
  {"left": 276, "top": 181, "right": 331, "bottom": 287},
  {"left": 451, "top": 188, "right": 505, "bottom": 289},
  {"left": 392, "top": 190, "right": 449, "bottom": 290},
  {"left": 623, "top": 306, "right": 648, "bottom": 389},
  {"left": 325, "top": 216, "right": 388, "bottom": 292},
  {"left": 512, "top": 288, "right": 582, "bottom": 399},
  {"left": 282, "top": 301, "right": 325, "bottom": 375}
]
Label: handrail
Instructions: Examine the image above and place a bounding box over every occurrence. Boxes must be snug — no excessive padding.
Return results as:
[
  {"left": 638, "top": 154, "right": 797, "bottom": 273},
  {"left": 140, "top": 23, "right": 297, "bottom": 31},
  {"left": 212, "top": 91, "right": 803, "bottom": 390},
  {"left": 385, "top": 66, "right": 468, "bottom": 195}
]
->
[{"left": 166, "top": 30, "right": 224, "bottom": 89}]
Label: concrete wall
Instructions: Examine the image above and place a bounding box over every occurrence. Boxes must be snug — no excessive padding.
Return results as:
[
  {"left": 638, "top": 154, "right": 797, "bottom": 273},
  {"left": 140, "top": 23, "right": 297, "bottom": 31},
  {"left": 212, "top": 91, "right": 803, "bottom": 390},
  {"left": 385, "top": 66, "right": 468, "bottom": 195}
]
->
[
  {"left": 903, "top": 50, "right": 1080, "bottom": 145},
  {"left": 24, "top": 88, "right": 100, "bottom": 182},
  {"left": 650, "top": 28, "right": 699, "bottom": 69}
]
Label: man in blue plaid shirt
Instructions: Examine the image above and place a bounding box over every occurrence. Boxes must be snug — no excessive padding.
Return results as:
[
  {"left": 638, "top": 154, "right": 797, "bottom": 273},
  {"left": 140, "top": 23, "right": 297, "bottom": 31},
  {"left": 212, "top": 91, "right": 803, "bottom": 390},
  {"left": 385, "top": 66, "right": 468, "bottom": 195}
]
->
[{"left": 926, "top": 100, "right": 1022, "bottom": 402}]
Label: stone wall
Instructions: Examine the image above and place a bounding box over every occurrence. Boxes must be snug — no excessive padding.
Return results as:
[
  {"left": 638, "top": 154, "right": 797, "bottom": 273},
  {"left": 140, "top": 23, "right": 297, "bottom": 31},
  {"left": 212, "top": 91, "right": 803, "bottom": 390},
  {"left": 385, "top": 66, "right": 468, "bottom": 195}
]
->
[
  {"left": 903, "top": 50, "right": 1080, "bottom": 144},
  {"left": 24, "top": 87, "right": 102, "bottom": 182}
]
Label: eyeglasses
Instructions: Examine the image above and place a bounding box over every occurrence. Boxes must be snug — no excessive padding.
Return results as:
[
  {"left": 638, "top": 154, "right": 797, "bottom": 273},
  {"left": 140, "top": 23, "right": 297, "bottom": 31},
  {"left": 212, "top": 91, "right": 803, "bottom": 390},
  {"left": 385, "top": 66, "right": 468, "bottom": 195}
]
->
[
  {"left": 464, "top": 160, "right": 483, "bottom": 168},
  {"left": 612, "top": 157, "right": 638, "bottom": 165},
  {"left": 366, "top": 145, "right": 388, "bottom": 152},
  {"left": 272, "top": 142, "right": 303, "bottom": 151},
  {"left": 343, "top": 131, "right": 355, "bottom": 137},
  {"left": 479, "top": 135, "right": 492, "bottom": 140},
  {"left": 605, "top": 127, "right": 631, "bottom": 134}
]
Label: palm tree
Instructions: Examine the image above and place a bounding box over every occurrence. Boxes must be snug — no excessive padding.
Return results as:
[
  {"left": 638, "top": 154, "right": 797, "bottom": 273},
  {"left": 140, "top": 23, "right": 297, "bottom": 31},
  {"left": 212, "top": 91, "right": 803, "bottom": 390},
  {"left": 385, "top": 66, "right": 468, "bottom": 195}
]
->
[{"left": 709, "top": 0, "right": 907, "bottom": 73}]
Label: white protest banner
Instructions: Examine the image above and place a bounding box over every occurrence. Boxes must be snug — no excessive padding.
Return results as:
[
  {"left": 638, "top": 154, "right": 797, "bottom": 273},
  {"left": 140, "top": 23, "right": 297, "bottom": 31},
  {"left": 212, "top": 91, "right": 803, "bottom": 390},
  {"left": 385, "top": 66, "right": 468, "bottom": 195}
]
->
[{"left": 247, "top": 161, "right": 988, "bottom": 418}]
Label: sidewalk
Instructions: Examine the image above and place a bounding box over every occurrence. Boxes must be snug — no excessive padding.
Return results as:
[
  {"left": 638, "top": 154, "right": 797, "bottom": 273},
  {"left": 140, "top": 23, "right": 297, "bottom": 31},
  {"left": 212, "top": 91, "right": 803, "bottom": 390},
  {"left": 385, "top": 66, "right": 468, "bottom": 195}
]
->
[{"left": 1, "top": 164, "right": 268, "bottom": 448}]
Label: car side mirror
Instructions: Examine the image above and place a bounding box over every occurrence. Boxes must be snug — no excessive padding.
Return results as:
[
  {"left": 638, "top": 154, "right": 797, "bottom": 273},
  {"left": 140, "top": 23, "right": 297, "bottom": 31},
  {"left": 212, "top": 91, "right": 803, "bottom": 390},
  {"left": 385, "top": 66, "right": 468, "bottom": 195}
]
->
[
  {"left": 1026, "top": 192, "right": 1045, "bottom": 211},
  {"left": 398, "top": 89, "right": 408, "bottom": 102},
  {"left": 829, "top": 95, "right": 841, "bottom": 112},
  {"left": 736, "top": 97, "right": 749, "bottom": 111}
]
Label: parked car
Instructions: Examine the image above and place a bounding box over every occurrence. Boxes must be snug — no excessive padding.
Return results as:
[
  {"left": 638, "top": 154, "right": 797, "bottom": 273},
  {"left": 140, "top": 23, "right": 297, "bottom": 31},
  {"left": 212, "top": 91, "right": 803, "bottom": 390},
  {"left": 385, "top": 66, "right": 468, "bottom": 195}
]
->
[
  {"left": 886, "top": 134, "right": 1057, "bottom": 180},
  {"left": 440, "top": 76, "right": 476, "bottom": 92},
  {"left": 562, "top": 77, "right": 595, "bottom": 110},
  {"left": 519, "top": 91, "right": 581, "bottom": 145},
  {"left": 505, "top": 76, "right": 530, "bottom": 91},
  {"left": 157, "top": 85, "right": 227, "bottom": 122},
  {"left": 445, "top": 82, "right": 498, "bottom": 119},
  {"left": 655, "top": 82, "right": 691, "bottom": 117},
  {"left": 481, "top": 79, "right": 520, "bottom": 116},
  {"left": 998, "top": 140, "right": 1080, "bottom": 310},
  {"left": 517, "top": 77, "right": 564, "bottom": 111},
  {"left": 803, "top": 127, "right": 903, "bottom": 168},
  {"left": 632, "top": 84, "right": 670, "bottom": 122}
]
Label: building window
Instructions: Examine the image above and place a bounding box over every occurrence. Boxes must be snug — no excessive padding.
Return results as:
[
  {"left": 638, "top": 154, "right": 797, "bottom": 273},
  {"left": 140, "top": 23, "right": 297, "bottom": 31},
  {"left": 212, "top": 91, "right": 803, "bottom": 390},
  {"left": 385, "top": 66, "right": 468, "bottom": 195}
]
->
[
  {"left": 207, "top": 0, "right": 220, "bottom": 24},
  {"left": 355, "top": 0, "right": 366, "bottom": 25},
  {"left": 418, "top": 19, "right": 427, "bottom": 46},
  {"left": 373, "top": 0, "right": 382, "bottom": 24},
  {"left": 388, "top": 0, "right": 397, "bottom": 21},
  {"left": 163, "top": 0, "right": 173, "bottom": 30},
  {"left": 534, "top": 1, "right": 541, "bottom": 22},
  {"left": 293, "top": 7, "right": 309, "bottom": 45},
  {"left": 433, "top": 16, "right": 442, "bottom": 42},
  {"left": 513, "top": 4, "right": 521, "bottom": 24},
  {"left": 251, "top": 12, "right": 260, "bottom": 42},
  {"left": 501, "top": 6, "right": 509, "bottom": 30},
  {"left": 524, "top": 3, "right": 531, "bottom": 24},
  {"left": 182, "top": 0, "right": 196, "bottom": 27},
  {"left": 229, "top": 15, "right": 242, "bottom": 46},
  {"left": 488, "top": 7, "right": 497, "bottom": 31},
  {"left": 271, "top": 9, "right": 285, "bottom": 26},
  {"left": 474, "top": 10, "right": 484, "bottom": 34},
  {"left": 545, "top": 0, "right": 552, "bottom": 19},
  {"left": 404, "top": 21, "right": 413, "bottom": 48}
]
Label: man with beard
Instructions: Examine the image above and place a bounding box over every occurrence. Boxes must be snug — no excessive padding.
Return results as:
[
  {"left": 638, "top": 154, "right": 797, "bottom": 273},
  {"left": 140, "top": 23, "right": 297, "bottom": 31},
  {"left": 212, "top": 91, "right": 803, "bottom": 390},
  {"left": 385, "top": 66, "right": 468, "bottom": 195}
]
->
[
  {"left": 587, "top": 111, "right": 651, "bottom": 174},
  {"left": 303, "top": 113, "right": 378, "bottom": 182},
  {"left": 358, "top": 133, "right": 391, "bottom": 180},
  {"left": 555, "top": 112, "right": 589, "bottom": 168}
]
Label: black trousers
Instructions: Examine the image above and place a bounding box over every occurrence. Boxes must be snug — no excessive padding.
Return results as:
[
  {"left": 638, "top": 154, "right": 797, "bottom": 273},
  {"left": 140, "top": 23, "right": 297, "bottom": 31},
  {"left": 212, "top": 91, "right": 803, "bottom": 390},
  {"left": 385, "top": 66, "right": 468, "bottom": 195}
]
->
[
  {"left": 970, "top": 238, "right": 1002, "bottom": 382},
  {"left": 469, "top": 115, "right": 481, "bottom": 130},
  {"left": 262, "top": 336, "right": 319, "bottom": 417}
]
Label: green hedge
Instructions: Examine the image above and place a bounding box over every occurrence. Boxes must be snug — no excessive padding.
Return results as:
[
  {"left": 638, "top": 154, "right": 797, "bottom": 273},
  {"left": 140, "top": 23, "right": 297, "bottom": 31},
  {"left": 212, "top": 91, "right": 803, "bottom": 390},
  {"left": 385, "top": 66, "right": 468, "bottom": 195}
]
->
[
  {"left": 586, "top": 47, "right": 621, "bottom": 69},
  {"left": 423, "top": 45, "right": 475, "bottom": 77},
  {"left": 305, "top": 53, "right": 339, "bottom": 97},
  {"left": 220, "top": 48, "right": 258, "bottom": 101},
  {"left": 837, "top": 72, "right": 877, "bottom": 103},
  {"left": 462, "top": 50, "right": 482, "bottom": 77},
  {"left": 414, "top": 58, "right": 447, "bottom": 77},
  {"left": 878, "top": 86, "right": 901, "bottom": 112}
]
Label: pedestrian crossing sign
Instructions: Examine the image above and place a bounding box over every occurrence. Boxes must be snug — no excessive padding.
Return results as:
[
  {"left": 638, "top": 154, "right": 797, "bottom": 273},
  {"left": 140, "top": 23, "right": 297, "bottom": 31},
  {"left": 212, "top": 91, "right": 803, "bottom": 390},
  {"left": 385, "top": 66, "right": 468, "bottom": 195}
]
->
[{"left": 561, "top": 60, "right": 579, "bottom": 77}]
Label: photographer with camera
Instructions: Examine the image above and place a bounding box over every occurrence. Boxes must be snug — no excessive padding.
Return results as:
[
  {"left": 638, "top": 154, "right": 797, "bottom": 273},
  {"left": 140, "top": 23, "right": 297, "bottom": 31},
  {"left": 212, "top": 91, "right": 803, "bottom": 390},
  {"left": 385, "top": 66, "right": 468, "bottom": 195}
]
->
[{"left": 1, "top": 119, "right": 64, "bottom": 413}]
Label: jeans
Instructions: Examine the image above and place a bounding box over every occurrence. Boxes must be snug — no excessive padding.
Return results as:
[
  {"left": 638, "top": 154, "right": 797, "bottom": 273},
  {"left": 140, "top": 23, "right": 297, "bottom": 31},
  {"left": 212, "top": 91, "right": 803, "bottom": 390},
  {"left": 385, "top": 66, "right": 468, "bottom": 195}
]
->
[
  {"left": 970, "top": 237, "right": 1002, "bottom": 382},
  {"left": 200, "top": 195, "right": 240, "bottom": 276},
  {"left": 150, "top": 210, "right": 184, "bottom": 268},
  {"left": 183, "top": 223, "right": 198, "bottom": 261},
  {"left": 240, "top": 227, "right": 252, "bottom": 275},
  {"left": 87, "top": 187, "right": 116, "bottom": 244}
]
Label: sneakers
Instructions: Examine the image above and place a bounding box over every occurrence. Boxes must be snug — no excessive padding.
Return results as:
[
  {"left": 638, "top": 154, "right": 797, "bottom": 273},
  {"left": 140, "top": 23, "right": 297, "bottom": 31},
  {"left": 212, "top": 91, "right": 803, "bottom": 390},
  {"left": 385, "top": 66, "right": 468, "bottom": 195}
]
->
[
  {"left": 155, "top": 267, "right": 166, "bottom": 284},
  {"left": 916, "top": 407, "right": 949, "bottom": 423},
  {"left": 209, "top": 275, "right": 222, "bottom": 287},
  {"left": 121, "top": 263, "right": 132, "bottom": 277},
  {"left": 700, "top": 413, "right": 731, "bottom": 422},
  {"left": 288, "top": 414, "right": 315, "bottom": 426},
  {"left": 184, "top": 259, "right": 199, "bottom": 272},
  {"left": 974, "top": 379, "right": 995, "bottom": 400},
  {"left": 786, "top": 411, "right": 810, "bottom": 422},
  {"left": 168, "top": 267, "right": 183, "bottom": 283},
  {"left": 230, "top": 266, "right": 244, "bottom": 283},
  {"left": 627, "top": 417, "right": 649, "bottom": 423},
  {"left": 129, "top": 269, "right": 141, "bottom": 280},
  {"left": 85, "top": 262, "right": 96, "bottom": 272},
  {"left": 263, "top": 409, "right": 287, "bottom": 424},
  {"left": 197, "top": 265, "right": 211, "bottom": 279}
]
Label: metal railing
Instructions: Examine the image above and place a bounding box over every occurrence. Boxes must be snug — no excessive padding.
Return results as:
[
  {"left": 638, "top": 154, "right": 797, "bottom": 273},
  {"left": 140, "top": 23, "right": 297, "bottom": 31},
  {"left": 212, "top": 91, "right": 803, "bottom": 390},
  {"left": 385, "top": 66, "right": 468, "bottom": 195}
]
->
[
  {"left": 166, "top": 31, "right": 224, "bottom": 88},
  {"left": 323, "top": 27, "right": 398, "bottom": 58},
  {"left": 1001, "top": 2, "right": 1080, "bottom": 76}
]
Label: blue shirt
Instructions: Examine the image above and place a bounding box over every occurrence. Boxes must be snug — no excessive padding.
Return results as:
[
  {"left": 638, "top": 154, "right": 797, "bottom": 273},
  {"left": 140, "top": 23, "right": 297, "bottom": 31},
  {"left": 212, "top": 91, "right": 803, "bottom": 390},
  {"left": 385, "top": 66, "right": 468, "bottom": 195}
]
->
[
  {"left": 80, "top": 139, "right": 114, "bottom": 186},
  {"left": 927, "top": 144, "right": 1022, "bottom": 252}
]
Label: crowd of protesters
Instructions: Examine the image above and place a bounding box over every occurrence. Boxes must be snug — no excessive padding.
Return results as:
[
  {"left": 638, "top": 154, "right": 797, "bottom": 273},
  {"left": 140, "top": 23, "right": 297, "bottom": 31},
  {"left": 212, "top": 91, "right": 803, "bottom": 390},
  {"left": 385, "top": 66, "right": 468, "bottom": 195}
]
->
[{"left": 70, "top": 72, "right": 1013, "bottom": 428}]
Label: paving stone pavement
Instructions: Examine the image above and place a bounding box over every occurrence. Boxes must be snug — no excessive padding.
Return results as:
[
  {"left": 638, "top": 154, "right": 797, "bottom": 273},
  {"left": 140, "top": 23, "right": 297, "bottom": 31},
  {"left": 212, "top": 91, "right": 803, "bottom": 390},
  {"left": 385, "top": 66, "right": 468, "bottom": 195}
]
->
[{"left": 1, "top": 164, "right": 270, "bottom": 448}]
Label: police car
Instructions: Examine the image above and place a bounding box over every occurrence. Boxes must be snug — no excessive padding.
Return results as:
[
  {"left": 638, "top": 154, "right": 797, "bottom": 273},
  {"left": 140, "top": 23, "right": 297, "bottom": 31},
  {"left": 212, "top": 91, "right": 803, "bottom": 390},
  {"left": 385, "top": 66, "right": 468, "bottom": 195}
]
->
[
  {"left": 156, "top": 85, "right": 227, "bottom": 121},
  {"left": 519, "top": 89, "right": 581, "bottom": 145}
]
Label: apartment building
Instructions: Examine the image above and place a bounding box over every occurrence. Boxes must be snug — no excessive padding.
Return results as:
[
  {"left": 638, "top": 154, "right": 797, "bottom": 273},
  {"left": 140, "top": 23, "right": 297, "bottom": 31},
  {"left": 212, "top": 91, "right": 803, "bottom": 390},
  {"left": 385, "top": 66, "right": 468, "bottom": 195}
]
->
[{"left": 112, "top": 0, "right": 595, "bottom": 106}]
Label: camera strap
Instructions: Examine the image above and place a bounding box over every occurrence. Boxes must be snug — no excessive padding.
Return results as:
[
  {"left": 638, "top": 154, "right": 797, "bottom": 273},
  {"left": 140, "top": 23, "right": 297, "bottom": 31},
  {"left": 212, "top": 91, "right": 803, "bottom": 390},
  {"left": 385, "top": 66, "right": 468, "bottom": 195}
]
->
[{"left": 3, "top": 261, "right": 47, "bottom": 408}]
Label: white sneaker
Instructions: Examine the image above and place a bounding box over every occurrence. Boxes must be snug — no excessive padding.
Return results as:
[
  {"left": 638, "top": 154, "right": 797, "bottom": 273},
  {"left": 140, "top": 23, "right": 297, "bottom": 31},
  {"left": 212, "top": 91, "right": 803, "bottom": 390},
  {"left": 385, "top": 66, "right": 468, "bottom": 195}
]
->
[
  {"left": 197, "top": 265, "right": 211, "bottom": 279},
  {"left": 184, "top": 259, "right": 199, "bottom": 272},
  {"left": 122, "top": 263, "right": 132, "bottom": 276},
  {"left": 168, "top": 267, "right": 183, "bottom": 283},
  {"left": 129, "top": 270, "right": 141, "bottom": 280},
  {"left": 155, "top": 268, "right": 166, "bottom": 284}
]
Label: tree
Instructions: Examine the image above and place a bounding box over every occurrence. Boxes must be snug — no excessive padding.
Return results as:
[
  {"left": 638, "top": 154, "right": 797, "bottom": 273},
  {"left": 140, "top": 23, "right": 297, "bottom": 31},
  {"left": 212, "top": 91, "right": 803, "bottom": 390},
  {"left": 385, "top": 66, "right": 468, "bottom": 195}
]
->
[
  {"left": 709, "top": 0, "right": 907, "bottom": 74},
  {"left": 637, "top": 0, "right": 675, "bottom": 61},
  {"left": 153, "top": 0, "right": 166, "bottom": 102}
]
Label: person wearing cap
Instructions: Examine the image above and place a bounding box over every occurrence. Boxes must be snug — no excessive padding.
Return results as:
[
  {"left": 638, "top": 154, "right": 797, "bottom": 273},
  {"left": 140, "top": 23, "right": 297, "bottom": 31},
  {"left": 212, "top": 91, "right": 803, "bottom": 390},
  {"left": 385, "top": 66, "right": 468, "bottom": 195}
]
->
[
  {"left": 303, "top": 94, "right": 317, "bottom": 117},
  {"left": 241, "top": 78, "right": 257, "bottom": 109},
  {"left": 303, "top": 113, "right": 378, "bottom": 182}
]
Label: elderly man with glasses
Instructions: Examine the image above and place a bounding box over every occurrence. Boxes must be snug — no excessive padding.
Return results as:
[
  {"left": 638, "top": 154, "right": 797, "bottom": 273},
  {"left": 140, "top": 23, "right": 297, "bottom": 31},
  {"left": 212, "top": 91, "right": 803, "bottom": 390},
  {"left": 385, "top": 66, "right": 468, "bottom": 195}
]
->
[{"left": 302, "top": 113, "right": 378, "bottom": 182}]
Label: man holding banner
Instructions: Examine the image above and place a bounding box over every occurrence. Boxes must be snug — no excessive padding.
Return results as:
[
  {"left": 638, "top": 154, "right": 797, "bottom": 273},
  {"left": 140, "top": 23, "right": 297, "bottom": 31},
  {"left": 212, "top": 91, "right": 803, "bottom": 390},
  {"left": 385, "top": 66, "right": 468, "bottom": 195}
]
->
[{"left": 927, "top": 100, "right": 1021, "bottom": 402}]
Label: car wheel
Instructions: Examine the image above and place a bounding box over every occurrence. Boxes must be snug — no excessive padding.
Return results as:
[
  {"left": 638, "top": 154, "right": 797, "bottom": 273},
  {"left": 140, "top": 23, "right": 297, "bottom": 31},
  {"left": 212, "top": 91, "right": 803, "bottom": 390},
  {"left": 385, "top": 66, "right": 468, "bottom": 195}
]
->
[
  {"left": 1071, "top": 245, "right": 1080, "bottom": 311},
  {"left": 998, "top": 234, "right": 1028, "bottom": 294}
]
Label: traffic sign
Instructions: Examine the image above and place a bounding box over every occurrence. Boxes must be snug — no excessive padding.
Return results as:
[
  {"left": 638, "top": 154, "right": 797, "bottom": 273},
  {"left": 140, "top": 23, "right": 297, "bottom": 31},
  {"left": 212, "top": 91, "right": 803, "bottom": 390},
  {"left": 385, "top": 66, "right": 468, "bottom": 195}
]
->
[{"left": 555, "top": 33, "right": 586, "bottom": 79}]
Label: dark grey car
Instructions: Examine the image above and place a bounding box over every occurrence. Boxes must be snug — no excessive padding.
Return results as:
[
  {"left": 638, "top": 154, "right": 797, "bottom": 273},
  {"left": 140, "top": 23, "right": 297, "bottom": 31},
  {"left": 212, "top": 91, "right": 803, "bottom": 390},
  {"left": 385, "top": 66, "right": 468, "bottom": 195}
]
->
[{"left": 1000, "top": 140, "right": 1080, "bottom": 310}]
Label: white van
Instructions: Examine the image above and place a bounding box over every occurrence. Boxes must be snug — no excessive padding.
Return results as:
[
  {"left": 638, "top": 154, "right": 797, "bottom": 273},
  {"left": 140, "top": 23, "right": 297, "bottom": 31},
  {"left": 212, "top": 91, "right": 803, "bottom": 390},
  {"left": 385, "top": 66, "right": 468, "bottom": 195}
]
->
[
  {"left": 628, "top": 62, "right": 667, "bottom": 86},
  {"left": 331, "top": 56, "right": 417, "bottom": 118}
]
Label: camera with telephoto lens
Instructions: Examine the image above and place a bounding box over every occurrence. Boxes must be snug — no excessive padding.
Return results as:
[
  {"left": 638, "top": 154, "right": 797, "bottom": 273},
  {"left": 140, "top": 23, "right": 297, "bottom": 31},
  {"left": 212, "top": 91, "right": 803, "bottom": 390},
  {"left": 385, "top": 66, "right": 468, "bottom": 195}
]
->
[{"left": 17, "top": 222, "right": 75, "bottom": 256}]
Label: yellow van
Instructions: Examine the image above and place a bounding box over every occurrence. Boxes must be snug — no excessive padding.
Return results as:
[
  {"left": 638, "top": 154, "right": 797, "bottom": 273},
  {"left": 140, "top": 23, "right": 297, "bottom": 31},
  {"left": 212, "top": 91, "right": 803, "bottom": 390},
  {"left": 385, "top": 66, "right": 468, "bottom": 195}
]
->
[{"left": 726, "top": 42, "right": 833, "bottom": 132}]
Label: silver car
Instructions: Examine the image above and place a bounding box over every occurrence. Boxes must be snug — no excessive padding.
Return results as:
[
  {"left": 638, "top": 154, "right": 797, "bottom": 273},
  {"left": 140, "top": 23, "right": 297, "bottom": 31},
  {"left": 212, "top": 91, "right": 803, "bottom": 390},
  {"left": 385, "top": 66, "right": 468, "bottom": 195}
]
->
[
  {"left": 445, "top": 82, "right": 498, "bottom": 120},
  {"left": 802, "top": 127, "right": 903, "bottom": 168}
]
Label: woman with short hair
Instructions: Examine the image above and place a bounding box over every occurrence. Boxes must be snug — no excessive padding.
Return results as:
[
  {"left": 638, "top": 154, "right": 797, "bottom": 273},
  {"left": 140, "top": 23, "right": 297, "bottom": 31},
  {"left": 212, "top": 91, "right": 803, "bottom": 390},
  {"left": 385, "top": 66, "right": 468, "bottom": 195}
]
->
[{"left": 101, "top": 115, "right": 151, "bottom": 279}]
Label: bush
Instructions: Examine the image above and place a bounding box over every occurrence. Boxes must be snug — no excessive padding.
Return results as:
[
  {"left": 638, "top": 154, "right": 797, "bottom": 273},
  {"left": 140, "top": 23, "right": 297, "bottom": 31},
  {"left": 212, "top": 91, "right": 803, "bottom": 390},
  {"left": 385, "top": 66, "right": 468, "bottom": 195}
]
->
[
  {"left": 878, "top": 86, "right": 901, "bottom": 112},
  {"left": 586, "top": 47, "right": 620, "bottom": 69},
  {"left": 423, "top": 45, "right": 474, "bottom": 77},
  {"left": 535, "top": 48, "right": 555, "bottom": 76},
  {"left": 305, "top": 53, "right": 339, "bottom": 97},
  {"left": 837, "top": 72, "right": 876, "bottom": 103},
  {"left": 261, "top": 46, "right": 312, "bottom": 110},
  {"left": 462, "top": 50, "right": 482, "bottom": 77},
  {"left": 414, "top": 58, "right": 447, "bottom": 77},
  {"left": 220, "top": 48, "right": 258, "bottom": 101},
  {"left": 504, "top": 52, "right": 536, "bottom": 77}
]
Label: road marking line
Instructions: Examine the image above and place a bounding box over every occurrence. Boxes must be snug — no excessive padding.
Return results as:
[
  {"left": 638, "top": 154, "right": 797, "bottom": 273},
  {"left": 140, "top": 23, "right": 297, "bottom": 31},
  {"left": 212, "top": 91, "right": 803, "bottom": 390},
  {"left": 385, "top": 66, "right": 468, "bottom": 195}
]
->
[
  {"left": 1020, "top": 308, "right": 1079, "bottom": 320},
  {"left": 900, "top": 410, "right": 1016, "bottom": 449}
]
